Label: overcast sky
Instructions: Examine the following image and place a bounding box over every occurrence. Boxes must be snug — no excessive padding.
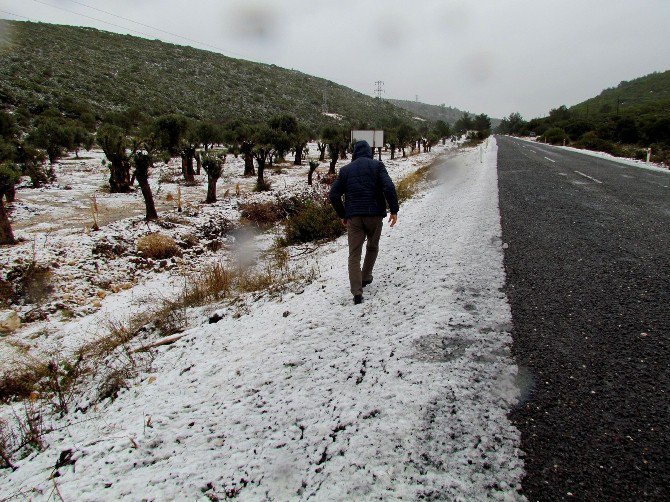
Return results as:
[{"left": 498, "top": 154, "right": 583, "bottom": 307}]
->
[{"left": 2, "top": 0, "right": 669, "bottom": 119}]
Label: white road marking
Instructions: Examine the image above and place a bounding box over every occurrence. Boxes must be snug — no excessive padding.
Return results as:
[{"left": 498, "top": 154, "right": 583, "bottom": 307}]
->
[
  {"left": 529, "top": 149, "right": 537, "bottom": 154},
  {"left": 574, "top": 171, "right": 603, "bottom": 184},
  {"left": 544, "top": 156, "right": 556, "bottom": 163}
]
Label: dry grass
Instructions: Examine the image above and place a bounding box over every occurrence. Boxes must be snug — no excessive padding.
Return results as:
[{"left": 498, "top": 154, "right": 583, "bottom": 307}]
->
[
  {"left": 396, "top": 161, "right": 440, "bottom": 203},
  {"left": 137, "top": 233, "right": 183, "bottom": 259},
  {"left": 239, "top": 201, "right": 284, "bottom": 226}
]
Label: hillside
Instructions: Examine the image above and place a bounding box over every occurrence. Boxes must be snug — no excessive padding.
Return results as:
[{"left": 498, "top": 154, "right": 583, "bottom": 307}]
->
[
  {"left": 569, "top": 70, "right": 670, "bottom": 119},
  {"left": 0, "top": 20, "right": 408, "bottom": 129},
  {"left": 389, "top": 98, "right": 501, "bottom": 128}
]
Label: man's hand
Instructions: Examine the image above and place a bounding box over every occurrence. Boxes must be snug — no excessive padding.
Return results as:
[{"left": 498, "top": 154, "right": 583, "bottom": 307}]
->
[
  {"left": 388, "top": 213, "right": 398, "bottom": 227},
  {"left": 341, "top": 219, "right": 348, "bottom": 227}
]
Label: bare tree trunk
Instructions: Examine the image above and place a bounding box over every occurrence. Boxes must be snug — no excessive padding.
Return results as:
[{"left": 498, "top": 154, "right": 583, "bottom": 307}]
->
[
  {"left": 294, "top": 146, "right": 303, "bottom": 165},
  {"left": 0, "top": 200, "right": 15, "bottom": 245},
  {"left": 308, "top": 166, "right": 317, "bottom": 185},
  {"left": 138, "top": 180, "right": 158, "bottom": 220},
  {"left": 5, "top": 186, "right": 16, "bottom": 203},
  {"left": 195, "top": 152, "right": 202, "bottom": 175},
  {"left": 205, "top": 174, "right": 218, "bottom": 203},
  {"left": 109, "top": 157, "right": 132, "bottom": 193},
  {"left": 390, "top": 145, "right": 396, "bottom": 160},
  {"left": 244, "top": 152, "right": 255, "bottom": 176},
  {"left": 181, "top": 151, "right": 195, "bottom": 183},
  {"left": 317, "top": 143, "right": 326, "bottom": 161},
  {"left": 329, "top": 151, "right": 338, "bottom": 174},
  {"left": 256, "top": 158, "right": 266, "bottom": 188},
  {"left": 134, "top": 156, "right": 158, "bottom": 220}
]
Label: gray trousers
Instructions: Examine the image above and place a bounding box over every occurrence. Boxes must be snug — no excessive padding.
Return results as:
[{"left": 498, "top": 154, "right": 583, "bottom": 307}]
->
[{"left": 347, "top": 216, "right": 384, "bottom": 296}]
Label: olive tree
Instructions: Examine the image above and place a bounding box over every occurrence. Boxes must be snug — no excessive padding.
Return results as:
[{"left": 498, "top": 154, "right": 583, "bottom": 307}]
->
[
  {"left": 97, "top": 124, "right": 132, "bottom": 193},
  {"left": 202, "top": 152, "right": 225, "bottom": 203}
]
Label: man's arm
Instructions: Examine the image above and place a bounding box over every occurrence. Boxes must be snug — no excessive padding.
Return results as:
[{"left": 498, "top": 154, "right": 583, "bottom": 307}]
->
[
  {"left": 328, "top": 171, "right": 347, "bottom": 220},
  {"left": 378, "top": 163, "right": 399, "bottom": 225}
]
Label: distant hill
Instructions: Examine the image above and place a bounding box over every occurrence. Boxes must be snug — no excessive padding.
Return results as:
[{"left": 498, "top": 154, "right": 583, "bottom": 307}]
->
[
  {"left": 0, "top": 21, "right": 410, "bottom": 130},
  {"left": 569, "top": 70, "right": 670, "bottom": 119},
  {"left": 388, "top": 99, "right": 501, "bottom": 129}
]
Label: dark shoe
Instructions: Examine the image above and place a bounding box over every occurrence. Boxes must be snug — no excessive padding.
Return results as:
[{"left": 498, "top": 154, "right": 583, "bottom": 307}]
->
[
  {"left": 362, "top": 278, "right": 373, "bottom": 287},
  {"left": 353, "top": 294, "right": 363, "bottom": 305}
]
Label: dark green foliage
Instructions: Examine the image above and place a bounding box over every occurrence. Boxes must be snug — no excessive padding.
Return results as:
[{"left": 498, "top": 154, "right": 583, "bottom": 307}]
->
[
  {"left": 541, "top": 127, "right": 569, "bottom": 145},
  {"left": 396, "top": 122, "right": 415, "bottom": 157},
  {"left": 0, "top": 162, "right": 20, "bottom": 197},
  {"left": 495, "top": 112, "right": 529, "bottom": 136},
  {"left": 434, "top": 120, "right": 451, "bottom": 140},
  {"left": 0, "top": 111, "right": 16, "bottom": 138},
  {"left": 153, "top": 114, "right": 190, "bottom": 155},
  {"left": 321, "top": 125, "right": 348, "bottom": 172},
  {"left": 196, "top": 121, "right": 224, "bottom": 151},
  {"left": 531, "top": 71, "right": 670, "bottom": 164},
  {"left": 0, "top": 21, "right": 411, "bottom": 131},
  {"left": 27, "top": 117, "right": 75, "bottom": 164},
  {"left": 280, "top": 199, "right": 344, "bottom": 246}
]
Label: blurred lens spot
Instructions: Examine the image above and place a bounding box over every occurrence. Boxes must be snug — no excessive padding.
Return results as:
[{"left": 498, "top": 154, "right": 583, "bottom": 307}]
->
[
  {"left": 375, "top": 15, "right": 403, "bottom": 49},
  {"left": 438, "top": 2, "right": 470, "bottom": 33},
  {"left": 225, "top": 2, "right": 279, "bottom": 42},
  {"left": 462, "top": 51, "right": 495, "bottom": 83}
]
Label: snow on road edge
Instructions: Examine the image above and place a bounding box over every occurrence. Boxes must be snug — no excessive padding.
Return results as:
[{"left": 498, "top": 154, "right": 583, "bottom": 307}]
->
[{"left": 1, "top": 139, "right": 525, "bottom": 500}]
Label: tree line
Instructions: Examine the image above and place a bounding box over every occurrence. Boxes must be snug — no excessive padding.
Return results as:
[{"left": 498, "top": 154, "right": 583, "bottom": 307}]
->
[
  {"left": 0, "top": 103, "right": 475, "bottom": 245},
  {"left": 496, "top": 106, "right": 670, "bottom": 164}
]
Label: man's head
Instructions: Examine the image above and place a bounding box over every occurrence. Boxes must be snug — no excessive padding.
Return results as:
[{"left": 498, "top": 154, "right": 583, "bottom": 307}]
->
[{"left": 352, "top": 140, "right": 373, "bottom": 160}]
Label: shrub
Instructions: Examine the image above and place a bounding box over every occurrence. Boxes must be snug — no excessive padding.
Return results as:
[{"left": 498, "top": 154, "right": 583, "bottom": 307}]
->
[
  {"left": 239, "top": 201, "right": 284, "bottom": 226},
  {"left": 136, "top": 233, "right": 183, "bottom": 259},
  {"left": 541, "top": 127, "right": 569, "bottom": 145},
  {"left": 280, "top": 199, "right": 344, "bottom": 246},
  {"left": 573, "top": 132, "right": 623, "bottom": 156}
]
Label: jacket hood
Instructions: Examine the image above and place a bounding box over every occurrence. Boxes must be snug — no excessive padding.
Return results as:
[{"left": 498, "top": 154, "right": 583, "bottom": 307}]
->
[{"left": 352, "top": 140, "right": 373, "bottom": 160}]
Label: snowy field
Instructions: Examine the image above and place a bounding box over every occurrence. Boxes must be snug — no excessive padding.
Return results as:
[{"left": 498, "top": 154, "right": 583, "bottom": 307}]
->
[
  {"left": 0, "top": 143, "right": 445, "bottom": 371},
  {"left": 0, "top": 139, "right": 526, "bottom": 500}
]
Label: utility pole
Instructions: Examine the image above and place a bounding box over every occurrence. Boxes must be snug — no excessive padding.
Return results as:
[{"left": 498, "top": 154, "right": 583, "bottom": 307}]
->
[
  {"left": 374, "top": 81, "right": 385, "bottom": 99},
  {"left": 415, "top": 94, "right": 419, "bottom": 102}
]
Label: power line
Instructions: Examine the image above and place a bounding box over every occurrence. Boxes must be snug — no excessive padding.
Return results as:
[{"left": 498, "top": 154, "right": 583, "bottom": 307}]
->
[
  {"left": 65, "top": 0, "right": 243, "bottom": 57},
  {"left": 0, "top": 8, "right": 30, "bottom": 21},
  {"left": 26, "top": 0, "right": 249, "bottom": 60}
]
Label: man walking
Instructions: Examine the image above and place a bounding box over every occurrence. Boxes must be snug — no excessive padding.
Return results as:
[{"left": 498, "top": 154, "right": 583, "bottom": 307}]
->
[{"left": 329, "top": 140, "right": 399, "bottom": 305}]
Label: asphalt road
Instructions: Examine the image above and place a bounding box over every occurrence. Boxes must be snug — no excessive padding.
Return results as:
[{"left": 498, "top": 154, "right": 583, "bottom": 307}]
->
[{"left": 496, "top": 136, "right": 670, "bottom": 500}]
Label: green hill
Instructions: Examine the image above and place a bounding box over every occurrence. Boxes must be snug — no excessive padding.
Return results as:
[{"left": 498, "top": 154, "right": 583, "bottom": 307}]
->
[
  {"left": 0, "top": 20, "right": 409, "bottom": 129},
  {"left": 569, "top": 70, "right": 670, "bottom": 119},
  {"left": 388, "top": 98, "right": 501, "bottom": 129},
  {"left": 522, "top": 70, "right": 670, "bottom": 164}
]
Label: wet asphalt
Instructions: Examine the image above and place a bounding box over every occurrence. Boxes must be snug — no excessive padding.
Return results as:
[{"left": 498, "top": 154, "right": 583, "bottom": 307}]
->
[{"left": 496, "top": 136, "right": 670, "bottom": 501}]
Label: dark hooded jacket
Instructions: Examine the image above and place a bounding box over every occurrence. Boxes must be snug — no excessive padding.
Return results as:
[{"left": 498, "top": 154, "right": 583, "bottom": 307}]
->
[{"left": 328, "top": 140, "right": 399, "bottom": 219}]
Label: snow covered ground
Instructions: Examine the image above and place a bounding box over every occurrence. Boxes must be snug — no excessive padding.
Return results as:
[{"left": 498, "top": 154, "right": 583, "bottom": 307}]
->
[
  {"left": 0, "top": 143, "right": 444, "bottom": 371},
  {"left": 0, "top": 139, "right": 525, "bottom": 500}
]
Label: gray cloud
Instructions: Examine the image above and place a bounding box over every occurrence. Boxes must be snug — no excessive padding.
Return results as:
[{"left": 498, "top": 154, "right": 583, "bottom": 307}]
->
[{"left": 2, "top": 0, "right": 670, "bottom": 119}]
